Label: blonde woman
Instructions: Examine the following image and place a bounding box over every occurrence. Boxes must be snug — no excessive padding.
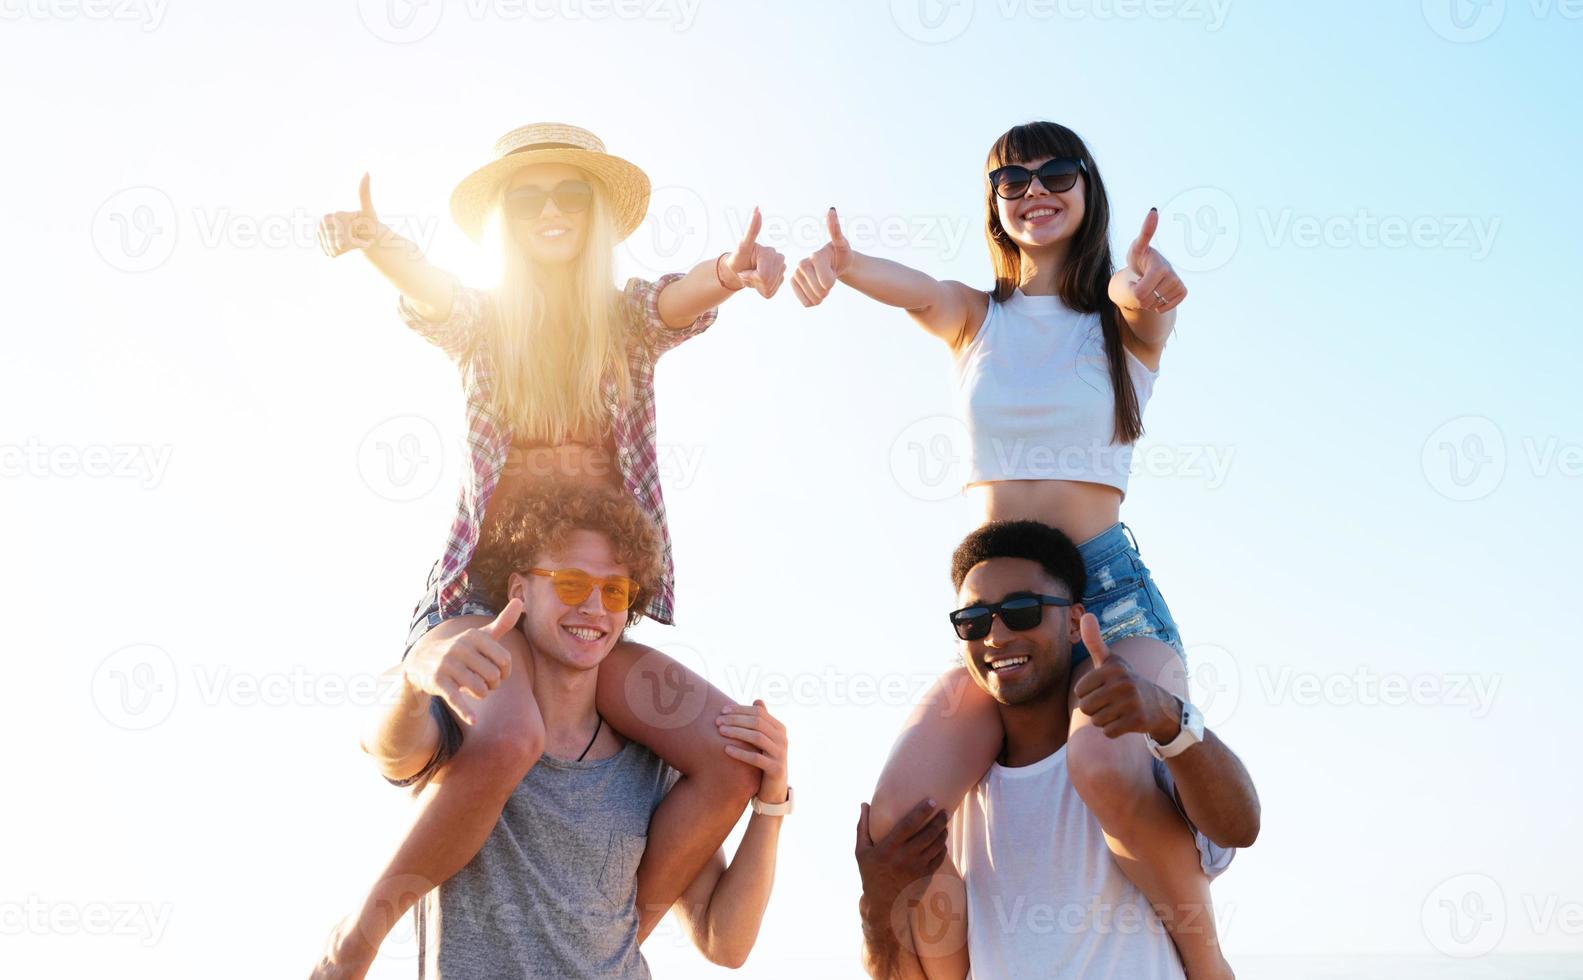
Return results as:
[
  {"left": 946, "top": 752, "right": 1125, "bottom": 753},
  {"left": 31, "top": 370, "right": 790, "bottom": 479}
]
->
[
  {"left": 312, "top": 123, "right": 784, "bottom": 977},
  {"left": 796, "top": 121, "right": 1254, "bottom": 978}
]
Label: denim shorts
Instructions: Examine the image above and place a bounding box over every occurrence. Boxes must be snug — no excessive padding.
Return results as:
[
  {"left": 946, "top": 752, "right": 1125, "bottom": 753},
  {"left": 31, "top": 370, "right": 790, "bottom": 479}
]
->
[
  {"left": 395, "top": 562, "right": 503, "bottom": 787},
  {"left": 403, "top": 561, "right": 500, "bottom": 659},
  {"left": 1072, "top": 523, "right": 1185, "bottom": 666}
]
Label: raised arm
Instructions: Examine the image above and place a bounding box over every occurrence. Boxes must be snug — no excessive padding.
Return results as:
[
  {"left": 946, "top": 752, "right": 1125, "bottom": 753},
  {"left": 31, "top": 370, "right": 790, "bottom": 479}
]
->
[
  {"left": 360, "top": 601, "right": 523, "bottom": 783},
  {"left": 1108, "top": 208, "right": 1186, "bottom": 366},
  {"left": 318, "top": 173, "right": 460, "bottom": 321},
  {"left": 1071, "top": 614, "right": 1260, "bottom": 849},
  {"left": 654, "top": 207, "right": 786, "bottom": 327},
  {"left": 668, "top": 700, "right": 789, "bottom": 968},
  {"left": 792, "top": 208, "right": 988, "bottom": 349}
]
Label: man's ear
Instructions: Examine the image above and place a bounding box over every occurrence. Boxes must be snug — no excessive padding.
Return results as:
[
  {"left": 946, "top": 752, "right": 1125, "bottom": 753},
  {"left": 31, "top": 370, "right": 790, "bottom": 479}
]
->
[
  {"left": 506, "top": 571, "right": 529, "bottom": 607},
  {"left": 1065, "top": 603, "right": 1085, "bottom": 645}
]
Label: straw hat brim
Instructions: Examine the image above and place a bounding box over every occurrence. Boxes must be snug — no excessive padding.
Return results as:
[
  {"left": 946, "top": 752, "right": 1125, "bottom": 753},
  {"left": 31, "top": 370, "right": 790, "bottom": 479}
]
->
[{"left": 449, "top": 148, "right": 651, "bottom": 244}]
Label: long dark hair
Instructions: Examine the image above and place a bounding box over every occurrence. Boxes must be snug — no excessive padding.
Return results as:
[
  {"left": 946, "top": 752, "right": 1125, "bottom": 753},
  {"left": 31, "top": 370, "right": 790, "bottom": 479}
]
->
[{"left": 984, "top": 121, "right": 1142, "bottom": 445}]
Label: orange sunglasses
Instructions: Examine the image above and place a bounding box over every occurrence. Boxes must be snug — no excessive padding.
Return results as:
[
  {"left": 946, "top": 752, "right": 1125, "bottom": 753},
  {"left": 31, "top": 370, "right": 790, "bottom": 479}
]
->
[{"left": 527, "top": 567, "right": 641, "bottom": 612}]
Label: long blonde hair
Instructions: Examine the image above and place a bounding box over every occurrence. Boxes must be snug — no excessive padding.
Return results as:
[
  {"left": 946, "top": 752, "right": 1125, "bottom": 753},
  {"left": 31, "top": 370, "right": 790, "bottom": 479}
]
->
[{"left": 484, "top": 178, "right": 631, "bottom": 443}]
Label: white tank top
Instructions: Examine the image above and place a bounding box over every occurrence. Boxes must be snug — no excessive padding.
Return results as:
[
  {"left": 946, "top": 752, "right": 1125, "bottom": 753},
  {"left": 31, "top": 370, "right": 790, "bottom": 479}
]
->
[
  {"left": 952, "top": 290, "right": 1158, "bottom": 496},
  {"left": 949, "top": 745, "right": 1186, "bottom": 980}
]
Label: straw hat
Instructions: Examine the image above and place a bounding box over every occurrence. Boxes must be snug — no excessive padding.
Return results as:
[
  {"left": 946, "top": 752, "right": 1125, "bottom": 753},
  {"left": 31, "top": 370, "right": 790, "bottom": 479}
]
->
[{"left": 448, "top": 122, "right": 651, "bottom": 244}]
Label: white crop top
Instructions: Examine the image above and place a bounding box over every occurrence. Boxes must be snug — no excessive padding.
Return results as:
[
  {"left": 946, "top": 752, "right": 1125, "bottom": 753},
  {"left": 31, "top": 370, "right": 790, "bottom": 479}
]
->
[{"left": 952, "top": 290, "right": 1158, "bottom": 496}]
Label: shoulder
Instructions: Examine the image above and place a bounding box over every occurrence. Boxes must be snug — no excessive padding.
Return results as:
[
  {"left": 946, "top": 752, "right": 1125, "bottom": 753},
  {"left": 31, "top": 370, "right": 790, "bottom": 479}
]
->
[{"left": 945, "top": 282, "right": 995, "bottom": 354}]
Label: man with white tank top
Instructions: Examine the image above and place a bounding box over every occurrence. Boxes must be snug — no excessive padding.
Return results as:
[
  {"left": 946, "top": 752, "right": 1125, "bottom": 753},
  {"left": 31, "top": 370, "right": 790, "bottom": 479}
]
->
[{"left": 856, "top": 520, "right": 1260, "bottom": 980}]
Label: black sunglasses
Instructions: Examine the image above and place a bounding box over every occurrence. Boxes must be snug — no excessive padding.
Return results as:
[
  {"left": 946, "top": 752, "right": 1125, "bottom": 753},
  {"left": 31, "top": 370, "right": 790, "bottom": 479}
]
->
[
  {"left": 504, "top": 180, "right": 594, "bottom": 221},
  {"left": 988, "top": 158, "right": 1086, "bottom": 200},
  {"left": 949, "top": 592, "right": 1073, "bottom": 641}
]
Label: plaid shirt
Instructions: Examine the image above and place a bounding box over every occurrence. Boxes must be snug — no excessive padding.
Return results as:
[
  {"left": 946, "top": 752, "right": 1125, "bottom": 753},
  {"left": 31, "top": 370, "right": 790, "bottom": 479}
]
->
[{"left": 398, "top": 273, "right": 715, "bottom": 625}]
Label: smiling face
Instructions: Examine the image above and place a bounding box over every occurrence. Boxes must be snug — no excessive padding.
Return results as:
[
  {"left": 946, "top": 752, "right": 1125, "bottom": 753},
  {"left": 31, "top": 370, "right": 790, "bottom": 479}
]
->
[
  {"left": 508, "top": 528, "right": 629, "bottom": 672},
  {"left": 993, "top": 155, "right": 1088, "bottom": 255},
  {"left": 504, "top": 162, "right": 594, "bottom": 265},
  {"left": 956, "top": 557, "right": 1083, "bottom": 706}
]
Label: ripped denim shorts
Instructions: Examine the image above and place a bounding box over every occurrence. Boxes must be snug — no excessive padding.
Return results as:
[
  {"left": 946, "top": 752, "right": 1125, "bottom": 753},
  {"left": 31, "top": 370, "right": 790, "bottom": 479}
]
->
[{"left": 1072, "top": 523, "right": 1186, "bottom": 666}]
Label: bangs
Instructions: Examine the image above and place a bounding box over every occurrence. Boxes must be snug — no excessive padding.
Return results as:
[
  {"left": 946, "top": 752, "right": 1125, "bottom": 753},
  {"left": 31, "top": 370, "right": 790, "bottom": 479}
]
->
[{"left": 987, "top": 121, "right": 1085, "bottom": 170}]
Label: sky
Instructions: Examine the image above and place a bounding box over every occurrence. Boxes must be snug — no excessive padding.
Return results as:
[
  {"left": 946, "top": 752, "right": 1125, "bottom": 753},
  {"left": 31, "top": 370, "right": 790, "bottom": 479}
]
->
[{"left": 4, "top": 1, "right": 1582, "bottom": 977}]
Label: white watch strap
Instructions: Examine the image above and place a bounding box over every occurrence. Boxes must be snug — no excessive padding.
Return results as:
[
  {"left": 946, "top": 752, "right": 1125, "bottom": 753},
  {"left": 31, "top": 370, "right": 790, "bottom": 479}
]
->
[
  {"left": 751, "top": 786, "right": 794, "bottom": 817},
  {"left": 1148, "top": 702, "right": 1203, "bottom": 760}
]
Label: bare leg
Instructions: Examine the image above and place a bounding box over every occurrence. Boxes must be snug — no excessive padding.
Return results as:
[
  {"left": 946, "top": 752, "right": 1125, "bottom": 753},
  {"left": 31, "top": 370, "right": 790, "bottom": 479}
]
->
[
  {"left": 313, "top": 618, "right": 543, "bottom": 980},
  {"left": 595, "top": 640, "right": 761, "bottom": 939},
  {"left": 1067, "top": 637, "right": 1231, "bottom": 980},
  {"left": 868, "top": 666, "right": 1004, "bottom": 840}
]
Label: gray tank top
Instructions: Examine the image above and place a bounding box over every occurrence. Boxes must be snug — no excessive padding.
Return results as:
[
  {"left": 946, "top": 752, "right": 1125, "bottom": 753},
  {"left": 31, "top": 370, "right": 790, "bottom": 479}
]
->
[{"left": 418, "top": 740, "right": 679, "bottom": 978}]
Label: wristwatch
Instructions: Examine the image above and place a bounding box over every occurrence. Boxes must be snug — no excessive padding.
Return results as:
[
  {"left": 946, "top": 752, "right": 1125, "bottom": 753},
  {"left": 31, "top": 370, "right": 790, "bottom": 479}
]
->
[
  {"left": 1147, "top": 699, "right": 1205, "bottom": 761},
  {"left": 751, "top": 786, "right": 794, "bottom": 817}
]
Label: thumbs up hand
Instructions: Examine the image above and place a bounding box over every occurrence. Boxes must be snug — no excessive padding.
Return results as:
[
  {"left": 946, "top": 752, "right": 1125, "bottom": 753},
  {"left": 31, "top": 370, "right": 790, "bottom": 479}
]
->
[
  {"left": 1108, "top": 208, "right": 1186, "bottom": 315},
  {"left": 1071, "top": 613, "right": 1182, "bottom": 742},
  {"left": 792, "top": 207, "right": 853, "bottom": 307},
  {"left": 318, "top": 173, "right": 385, "bottom": 257},
  {"left": 721, "top": 206, "right": 786, "bottom": 298},
  {"left": 402, "top": 598, "right": 523, "bottom": 725}
]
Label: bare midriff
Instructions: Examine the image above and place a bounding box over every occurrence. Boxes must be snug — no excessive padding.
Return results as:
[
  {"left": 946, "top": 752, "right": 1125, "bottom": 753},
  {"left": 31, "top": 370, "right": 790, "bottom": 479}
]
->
[
  {"left": 966, "top": 478, "right": 1124, "bottom": 547},
  {"left": 480, "top": 437, "right": 622, "bottom": 533}
]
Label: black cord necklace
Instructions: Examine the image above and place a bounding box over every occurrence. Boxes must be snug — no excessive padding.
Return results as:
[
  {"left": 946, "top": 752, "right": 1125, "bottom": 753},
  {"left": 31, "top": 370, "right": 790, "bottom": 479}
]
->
[{"left": 576, "top": 714, "right": 603, "bottom": 762}]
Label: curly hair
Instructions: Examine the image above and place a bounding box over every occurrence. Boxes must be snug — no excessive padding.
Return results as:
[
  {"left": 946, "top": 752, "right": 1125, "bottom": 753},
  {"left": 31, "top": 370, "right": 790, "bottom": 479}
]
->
[
  {"left": 950, "top": 519, "right": 1086, "bottom": 601},
  {"left": 469, "top": 479, "right": 664, "bottom": 627}
]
